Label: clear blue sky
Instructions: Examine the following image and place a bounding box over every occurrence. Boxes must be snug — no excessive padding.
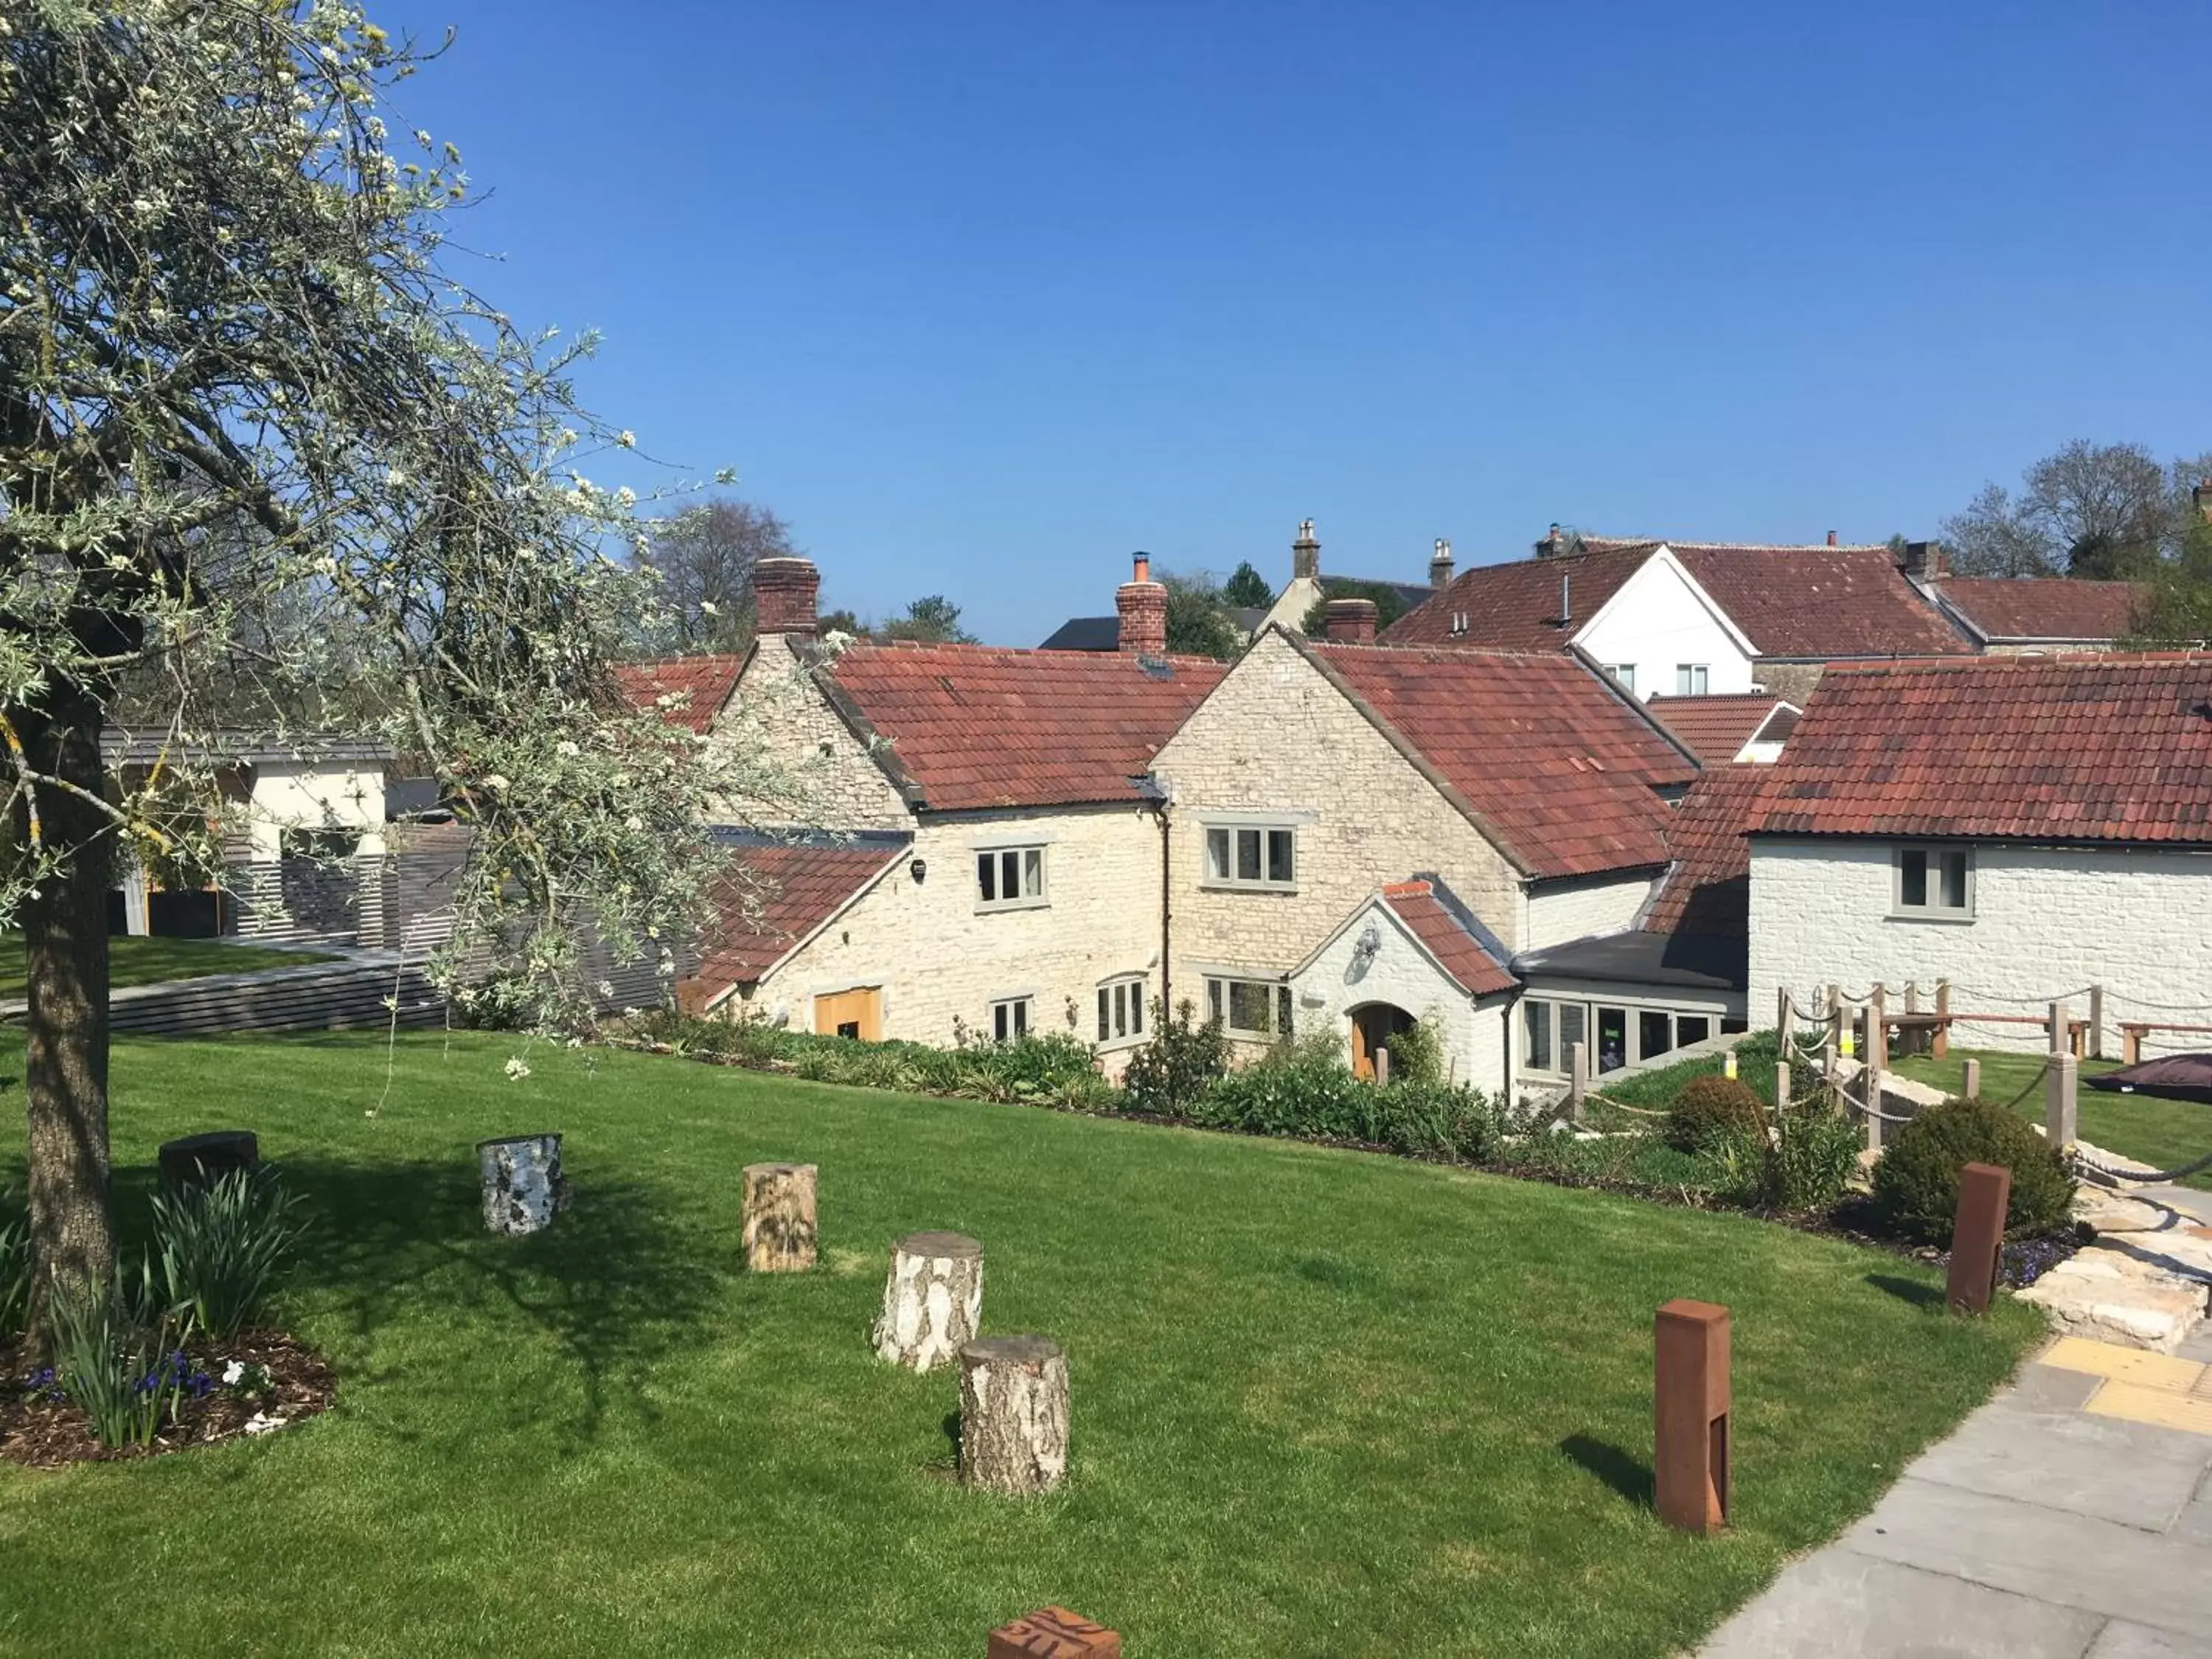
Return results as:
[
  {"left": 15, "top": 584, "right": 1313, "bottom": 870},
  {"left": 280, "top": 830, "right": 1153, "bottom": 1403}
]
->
[{"left": 377, "top": 0, "right": 2212, "bottom": 645}]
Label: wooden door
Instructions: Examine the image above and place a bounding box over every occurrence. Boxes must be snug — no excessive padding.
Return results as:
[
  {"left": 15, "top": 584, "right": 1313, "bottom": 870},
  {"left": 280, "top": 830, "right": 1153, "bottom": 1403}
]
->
[
  {"left": 813, "top": 987, "right": 883, "bottom": 1042},
  {"left": 1351, "top": 1004, "right": 1413, "bottom": 1081}
]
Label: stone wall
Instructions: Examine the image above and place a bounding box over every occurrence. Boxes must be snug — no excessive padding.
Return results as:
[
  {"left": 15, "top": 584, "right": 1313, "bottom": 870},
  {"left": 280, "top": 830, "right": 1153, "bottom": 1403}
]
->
[
  {"left": 1152, "top": 632, "right": 1528, "bottom": 1001},
  {"left": 1748, "top": 836, "right": 2212, "bottom": 1055},
  {"left": 1750, "top": 661, "right": 1825, "bottom": 706},
  {"left": 715, "top": 636, "right": 915, "bottom": 832},
  {"left": 1287, "top": 900, "right": 1512, "bottom": 1097}
]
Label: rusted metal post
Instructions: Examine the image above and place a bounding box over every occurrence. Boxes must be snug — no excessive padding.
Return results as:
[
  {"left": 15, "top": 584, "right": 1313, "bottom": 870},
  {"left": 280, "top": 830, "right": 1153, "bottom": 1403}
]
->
[
  {"left": 1933, "top": 978, "right": 1951, "bottom": 1059},
  {"left": 1567, "top": 1040, "right": 1588, "bottom": 1123},
  {"left": 989, "top": 1608, "right": 1123, "bottom": 1658},
  {"left": 1962, "top": 1057, "right": 1981, "bottom": 1100},
  {"left": 1946, "top": 1162, "right": 2012, "bottom": 1316},
  {"left": 2047, "top": 1054, "right": 2079, "bottom": 1150},
  {"left": 2088, "top": 985, "right": 2105, "bottom": 1060},
  {"left": 1655, "top": 1300, "right": 1731, "bottom": 1535}
]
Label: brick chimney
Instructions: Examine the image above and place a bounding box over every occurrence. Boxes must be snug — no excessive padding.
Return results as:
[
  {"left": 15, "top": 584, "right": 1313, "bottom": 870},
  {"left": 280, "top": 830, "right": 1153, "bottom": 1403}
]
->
[
  {"left": 1291, "top": 518, "right": 1321, "bottom": 581},
  {"left": 1898, "top": 540, "right": 1947, "bottom": 580},
  {"left": 1430, "top": 538, "right": 1455, "bottom": 588},
  {"left": 1322, "top": 597, "right": 1378, "bottom": 643},
  {"left": 1826, "top": 530, "right": 1838, "bottom": 546},
  {"left": 754, "top": 557, "right": 820, "bottom": 636},
  {"left": 1534, "top": 523, "right": 1568, "bottom": 558},
  {"left": 1116, "top": 552, "right": 1167, "bottom": 655}
]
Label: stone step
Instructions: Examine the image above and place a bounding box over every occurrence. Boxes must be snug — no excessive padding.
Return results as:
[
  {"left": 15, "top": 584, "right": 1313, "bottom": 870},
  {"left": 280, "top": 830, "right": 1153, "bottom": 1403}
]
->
[{"left": 2017, "top": 1144, "right": 2212, "bottom": 1354}]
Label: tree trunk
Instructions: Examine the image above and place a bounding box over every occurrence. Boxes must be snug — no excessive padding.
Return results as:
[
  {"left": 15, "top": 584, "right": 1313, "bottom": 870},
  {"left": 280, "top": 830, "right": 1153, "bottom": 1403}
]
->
[
  {"left": 959, "top": 1335, "right": 1069, "bottom": 1495},
  {"left": 870, "top": 1230, "right": 981, "bottom": 1372},
  {"left": 740, "top": 1161, "right": 817, "bottom": 1271},
  {"left": 16, "top": 691, "right": 116, "bottom": 1327},
  {"left": 476, "top": 1133, "right": 568, "bottom": 1234}
]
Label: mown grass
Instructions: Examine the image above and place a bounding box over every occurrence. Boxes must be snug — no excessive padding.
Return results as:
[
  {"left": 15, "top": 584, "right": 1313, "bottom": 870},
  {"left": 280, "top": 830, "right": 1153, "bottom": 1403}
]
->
[
  {"left": 0, "top": 1032, "right": 2042, "bottom": 1658},
  {"left": 0, "top": 933, "right": 333, "bottom": 1001}
]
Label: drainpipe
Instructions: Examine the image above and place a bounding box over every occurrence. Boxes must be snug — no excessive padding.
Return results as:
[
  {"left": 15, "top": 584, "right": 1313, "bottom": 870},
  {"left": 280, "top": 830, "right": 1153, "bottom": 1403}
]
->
[{"left": 1155, "top": 799, "right": 1172, "bottom": 1017}]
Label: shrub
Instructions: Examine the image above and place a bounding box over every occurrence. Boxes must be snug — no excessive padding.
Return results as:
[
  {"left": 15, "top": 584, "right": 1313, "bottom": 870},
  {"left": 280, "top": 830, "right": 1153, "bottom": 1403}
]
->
[
  {"left": 1368, "top": 1079, "right": 1506, "bottom": 1162},
  {"left": 1871, "top": 1096, "right": 2077, "bottom": 1244},
  {"left": 49, "top": 1270, "right": 205, "bottom": 1449},
  {"left": 1378, "top": 1016, "right": 1445, "bottom": 1088},
  {"left": 1769, "top": 1104, "right": 1863, "bottom": 1213},
  {"left": 0, "top": 1196, "right": 29, "bottom": 1338},
  {"left": 1666, "top": 1074, "right": 1767, "bottom": 1152},
  {"left": 1193, "top": 1034, "right": 1366, "bottom": 1139},
  {"left": 1121, "top": 1000, "right": 1229, "bottom": 1116},
  {"left": 150, "top": 1166, "right": 309, "bottom": 1340},
  {"left": 451, "top": 970, "right": 546, "bottom": 1032}
]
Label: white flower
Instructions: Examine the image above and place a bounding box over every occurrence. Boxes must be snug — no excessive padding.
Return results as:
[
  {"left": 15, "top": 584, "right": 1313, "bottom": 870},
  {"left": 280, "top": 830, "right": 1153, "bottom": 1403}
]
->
[
  {"left": 504, "top": 1057, "right": 532, "bottom": 1082},
  {"left": 616, "top": 430, "right": 636, "bottom": 448},
  {"left": 385, "top": 466, "right": 408, "bottom": 487},
  {"left": 483, "top": 773, "right": 510, "bottom": 792},
  {"left": 222, "top": 1360, "right": 246, "bottom": 1386},
  {"left": 243, "top": 1411, "right": 287, "bottom": 1435},
  {"left": 555, "top": 740, "right": 580, "bottom": 757},
  {"left": 698, "top": 599, "right": 719, "bottom": 616},
  {"left": 615, "top": 486, "right": 636, "bottom": 509},
  {"left": 623, "top": 815, "right": 643, "bottom": 832}
]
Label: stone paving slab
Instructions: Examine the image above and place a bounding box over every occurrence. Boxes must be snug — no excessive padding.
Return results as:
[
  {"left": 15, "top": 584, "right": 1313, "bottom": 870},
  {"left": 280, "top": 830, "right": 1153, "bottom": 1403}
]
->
[
  {"left": 2087, "top": 1619, "right": 2212, "bottom": 1657},
  {"left": 1905, "top": 1397, "right": 2211, "bottom": 1531},
  {"left": 1697, "top": 1553, "right": 2105, "bottom": 1658}
]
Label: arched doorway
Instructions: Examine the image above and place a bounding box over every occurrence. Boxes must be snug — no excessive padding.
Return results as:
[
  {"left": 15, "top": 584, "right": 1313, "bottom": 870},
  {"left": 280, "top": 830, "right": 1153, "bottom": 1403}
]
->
[{"left": 1350, "top": 1002, "right": 1416, "bottom": 1081}]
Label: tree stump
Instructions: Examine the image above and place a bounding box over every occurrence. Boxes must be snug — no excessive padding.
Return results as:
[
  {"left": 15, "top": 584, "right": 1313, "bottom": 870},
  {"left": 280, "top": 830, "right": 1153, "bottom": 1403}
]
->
[
  {"left": 741, "top": 1162, "right": 818, "bottom": 1271},
  {"left": 959, "top": 1335, "right": 1069, "bottom": 1495},
  {"left": 871, "top": 1231, "right": 982, "bottom": 1371},
  {"left": 477, "top": 1133, "right": 569, "bottom": 1235},
  {"left": 159, "top": 1130, "right": 259, "bottom": 1189}
]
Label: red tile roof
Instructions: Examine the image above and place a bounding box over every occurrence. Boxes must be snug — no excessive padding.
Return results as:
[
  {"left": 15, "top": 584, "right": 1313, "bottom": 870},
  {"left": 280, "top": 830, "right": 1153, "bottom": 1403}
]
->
[
  {"left": 1645, "top": 695, "right": 1797, "bottom": 765},
  {"left": 1306, "top": 640, "right": 1699, "bottom": 879},
  {"left": 697, "top": 838, "right": 905, "bottom": 987},
  {"left": 823, "top": 642, "right": 1228, "bottom": 811},
  {"left": 1755, "top": 654, "right": 2212, "bottom": 845},
  {"left": 1641, "top": 767, "right": 1774, "bottom": 939},
  {"left": 613, "top": 654, "right": 747, "bottom": 735},
  {"left": 1938, "top": 578, "right": 2139, "bottom": 644},
  {"left": 1383, "top": 538, "right": 1973, "bottom": 660},
  {"left": 1379, "top": 879, "right": 1517, "bottom": 997}
]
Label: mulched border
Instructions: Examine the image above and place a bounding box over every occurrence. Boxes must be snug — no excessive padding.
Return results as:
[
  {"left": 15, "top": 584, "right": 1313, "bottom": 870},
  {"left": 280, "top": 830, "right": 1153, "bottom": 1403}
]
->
[{"left": 1, "top": 1329, "right": 334, "bottom": 1470}]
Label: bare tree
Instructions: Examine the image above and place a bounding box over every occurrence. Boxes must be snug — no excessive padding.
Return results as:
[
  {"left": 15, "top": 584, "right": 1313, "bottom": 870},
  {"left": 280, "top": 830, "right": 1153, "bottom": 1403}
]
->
[
  {"left": 635, "top": 498, "right": 795, "bottom": 653},
  {"left": 1944, "top": 440, "right": 2177, "bottom": 579}
]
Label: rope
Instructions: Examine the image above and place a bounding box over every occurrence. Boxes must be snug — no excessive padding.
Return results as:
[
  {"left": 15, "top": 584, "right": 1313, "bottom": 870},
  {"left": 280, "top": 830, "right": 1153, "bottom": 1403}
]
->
[
  {"left": 1582, "top": 1092, "right": 1667, "bottom": 1119},
  {"left": 2076, "top": 1147, "right": 2212, "bottom": 1186},
  {"left": 2102, "top": 992, "right": 2212, "bottom": 1015},
  {"left": 1946, "top": 984, "right": 2096, "bottom": 1006}
]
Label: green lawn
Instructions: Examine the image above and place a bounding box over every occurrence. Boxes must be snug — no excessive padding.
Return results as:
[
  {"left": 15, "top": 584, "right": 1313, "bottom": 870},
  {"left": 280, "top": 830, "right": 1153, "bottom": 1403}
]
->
[
  {"left": 0, "top": 1033, "right": 2043, "bottom": 1658},
  {"left": 0, "top": 933, "right": 334, "bottom": 1001},
  {"left": 1889, "top": 1046, "right": 2212, "bottom": 1191}
]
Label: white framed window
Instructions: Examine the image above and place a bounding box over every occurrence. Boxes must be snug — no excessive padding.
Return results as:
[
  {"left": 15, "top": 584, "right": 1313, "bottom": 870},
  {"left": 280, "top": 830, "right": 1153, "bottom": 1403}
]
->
[
  {"left": 1203, "top": 824, "right": 1296, "bottom": 891},
  {"left": 989, "top": 996, "right": 1032, "bottom": 1043},
  {"left": 1204, "top": 975, "right": 1292, "bottom": 1040},
  {"left": 1520, "top": 997, "right": 1589, "bottom": 1076},
  {"left": 1609, "top": 664, "right": 1637, "bottom": 694},
  {"left": 1096, "top": 975, "right": 1147, "bottom": 1046},
  {"left": 1894, "top": 844, "right": 1973, "bottom": 919},
  {"left": 1674, "top": 664, "right": 1709, "bottom": 696},
  {"left": 975, "top": 845, "right": 1046, "bottom": 911}
]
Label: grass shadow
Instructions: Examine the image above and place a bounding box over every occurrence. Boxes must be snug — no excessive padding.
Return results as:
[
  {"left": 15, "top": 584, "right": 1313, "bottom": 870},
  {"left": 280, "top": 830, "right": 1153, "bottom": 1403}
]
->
[
  {"left": 1559, "top": 1433, "right": 1653, "bottom": 1509},
  {"left": 1865, "top": 1273, "right": 1944, "bottom": 1309}
]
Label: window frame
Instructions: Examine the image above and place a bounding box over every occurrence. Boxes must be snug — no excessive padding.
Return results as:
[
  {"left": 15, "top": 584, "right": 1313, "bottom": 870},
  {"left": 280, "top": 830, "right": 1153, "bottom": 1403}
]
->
[
  {"left": 1674, "top": 663, "right": 1710, "bottom": 696},
  {"left": 1203, "top": 974, "right": 1293, "bottom": 1041},
  {"left": 1096, "top": 975, "right": 1148, "bottom": 1048},
  {"left": 1201, "top": 822, "right": 1298, "bottom": 893},
  {"left": 1891, "top": 843, "right": 1975, "bottom": 921},
  {"left": 988, "top": 995, "right": 1033, "bottom": 1043},
  {"left": 1608, "top": 664, "right": 1637, "bottom": 694},
  {"left": 974, "top": 844, "right": 1048, "bottom": 914}
]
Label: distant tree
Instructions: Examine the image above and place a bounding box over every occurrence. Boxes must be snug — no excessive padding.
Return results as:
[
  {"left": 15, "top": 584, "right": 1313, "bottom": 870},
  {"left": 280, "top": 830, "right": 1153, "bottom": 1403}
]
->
[
  {"left": 1943, "top": 441, "right": 2177, "bottom": 579},
  {"left": 880, "top": 595, "right": 976, "bottom": 644},
  {"left": 1299, "top": 577, "right": 1416, "bottom": 636},
  {"left": 1161, "top": 571, "right": 1245, "bottom": 659},
  {"left": 635, "top": 498, "right": 794, "bottom": 652},
  {"left": 2125, "top": 512, "right": 2212, "bottom": 646},
  {"left": 1221, "top": 560, "right": 1273, "bottom": 608},
  {"left": 818, "top": 607, "right": 866, "bottom": 639}
]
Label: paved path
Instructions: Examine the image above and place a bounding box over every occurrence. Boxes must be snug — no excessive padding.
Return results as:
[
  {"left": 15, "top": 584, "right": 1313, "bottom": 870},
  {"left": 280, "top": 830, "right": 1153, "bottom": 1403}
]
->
[{"left": 1703, "top": 1320, "right": 2212, "bottom": 1656}]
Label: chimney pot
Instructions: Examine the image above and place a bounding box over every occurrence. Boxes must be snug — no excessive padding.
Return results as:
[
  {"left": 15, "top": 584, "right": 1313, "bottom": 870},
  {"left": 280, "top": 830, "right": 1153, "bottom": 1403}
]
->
[
  {"left": 1430, "top": 537, "right": 1455, "bottom": 588},
  {"left": 1321, "top": 597, "right": 1379, "bottom": 644},
  {"left": 1132, "top": 551, "right": 1150, "bottom": 584},
  {"left": 1116, "top": 557, "right": 1167, "bottom": 655},
  {"left": 753, "top": 556, "right": 821, "bottom": 636},
  {"left": 1292, "top": 518, "right": 1321, "bottom": 581},
  {"left": 1826, "top": 530, "right": 1837, "bottom": 546}
]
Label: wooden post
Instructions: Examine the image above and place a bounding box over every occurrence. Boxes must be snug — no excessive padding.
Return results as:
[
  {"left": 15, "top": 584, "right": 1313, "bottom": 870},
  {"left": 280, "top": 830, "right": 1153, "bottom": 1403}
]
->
[
  {"left": 2048, "top": 999, "right": 2069, "bottom": 1057},
  {"left": 1824, "top": 987, "right": 1842, "bottom": 1073},
  {"left": 158, "top": 1130, "right": 259, "bottom": 1189},
  {"left": 1946, "top": 1163, "right": 2011, "bottom": 1316},
  {"left": 1774, "top": 1060, "right": 1791, "bottom": 1118},
  {"left": 1655, "top": 1299, "right": 1731, "bottom": 1535},
  {"left": 989, "top": 1609, "right": 1121, "bottom": 1658},
  {"left": 1962, "top": 1057, "right": 1981, "bottom": 1100},
  {"left": 1374, "top": 1044, "right": 1391, "bottom": 1088},
  {"left": 1776, "top": 986, "right": 1791, "bottom": 1045},
  {"left": 1567, "top": 1040, "right": 1588, "bottom": 1123},
  {"left": 1868, "top": 984, "right": 1888, "bottom": 1082},
  {"left": 959, "top": 1335, "right": 1070, "bottom": 1496},
  {"left": 1933, "top": 978, "right": 1951, "bottom": 1059},
  {"left": 873, "top": 1231, "right": 984, "bottom": 1371},
  {"left": 2088, "top": 986, "right": 2106, "bottom": 1060},
  {"left": 476, "top": 1133, "right": 568, "bottom": 1236},
  {"left": 741, "top": 1161, "right": 818, "bottom": 1272},
  {"left": 2125, "top": 1024, "right": 2145, "bottom": 1066},
  {"left": 2046, "top": 1054, "right": 2079, "bottom": 1150}
]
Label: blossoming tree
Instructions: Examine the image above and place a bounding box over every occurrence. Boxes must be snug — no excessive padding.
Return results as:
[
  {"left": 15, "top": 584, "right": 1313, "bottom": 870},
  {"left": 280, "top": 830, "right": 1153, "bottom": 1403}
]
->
[{"left": 0, "top": 1, "right": 790, "bottom": 1317}]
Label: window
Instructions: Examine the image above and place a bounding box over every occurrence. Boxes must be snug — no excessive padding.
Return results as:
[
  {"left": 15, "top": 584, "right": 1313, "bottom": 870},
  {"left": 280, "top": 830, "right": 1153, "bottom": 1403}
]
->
[
  {"left": 1596, "top": 1006, "right": 1628, "bottom": 1073},
  {"left": 1638, "top": 1009, "right": 1674, "bottom": 1062},
  {"left": 1895, "top": 844, "right": 1972, "bottom": 918},
  {"left": 1096, "top": 976, "right": 1147, "bottom": 1045},
  {"left": 1609, "top": 664, "right": 1637, "bottom": 694},
  {"left": 1676, "top": 1015, "right": 1711, "bottom": 1048},
  {"left": 975, "top": 845, "right": 1046, "bottom": 911},
  {"left": 1203, "top": 824, "right": 1296, "bottom": 890},
  {"left": 1205, "top": 975, "right": 1292, "bottom": 1040},
  {"left": 1674, "top": 664, "right": 1709, "bottom": 696},
  {"left": 1523, "top": 1000, "right": 1553, "bottom": 1074},
  {"left": 989, "top": 996, "right": 1032, "bottom": 1043}
]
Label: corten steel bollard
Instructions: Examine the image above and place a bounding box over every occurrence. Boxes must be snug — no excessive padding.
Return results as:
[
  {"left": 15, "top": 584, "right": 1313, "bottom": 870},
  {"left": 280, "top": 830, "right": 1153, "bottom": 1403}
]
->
[
  {"left": 987, "top": 1607, "right": 1122, "bottom": 1658},
  {"left": 1655, "top": 1299, "right": 1731, "bottom": 1535},
  {"left": 1946, "top": 1161, "right": 2011, "bottom": 1316}
]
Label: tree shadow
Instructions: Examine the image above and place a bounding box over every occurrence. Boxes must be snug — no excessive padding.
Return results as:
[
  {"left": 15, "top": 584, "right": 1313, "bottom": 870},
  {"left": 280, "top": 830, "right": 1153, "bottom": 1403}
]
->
[
  {"left": 1559, "top": 1433, "right": 1653, "bottom": 1509},
  {"left": 1865, "top": 1273, "right": 1945, "bottom": 1309}
]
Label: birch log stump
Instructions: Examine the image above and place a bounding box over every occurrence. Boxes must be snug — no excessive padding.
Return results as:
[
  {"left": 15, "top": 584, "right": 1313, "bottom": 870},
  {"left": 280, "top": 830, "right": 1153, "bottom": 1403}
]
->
[
  {"left": 477, "top": 1133, "right": 568, "bottom": 1235},
  {"left": 959, "top": 1335, "right": 1069, "bottom": 1495},
  {"left": 741, "top": 1162, "right": 818, "bottom": 1271},
  {"left": 871, "top": 1231, "right": 982, "bottom": 1371}
]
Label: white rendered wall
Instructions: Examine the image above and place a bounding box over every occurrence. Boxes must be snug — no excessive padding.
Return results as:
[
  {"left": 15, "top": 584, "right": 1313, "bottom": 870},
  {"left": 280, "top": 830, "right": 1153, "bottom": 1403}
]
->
[
  {"left": 1288, "top": 902, "right": 1512, "bottom": 1098},
  {"left": 1573, "top": 554, "right": 1757, "bottom": 700},
  {"left": 1522, "top": 873, "right": 1658, "bottom": 952},
  {"left": 244, "top": 760, "right": 389, "bottom": 860}
]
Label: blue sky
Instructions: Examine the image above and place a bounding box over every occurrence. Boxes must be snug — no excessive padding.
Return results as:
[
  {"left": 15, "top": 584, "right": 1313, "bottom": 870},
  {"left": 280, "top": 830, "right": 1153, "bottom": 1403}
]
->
[{"left": 377, "top": 1, "right": 2212, "bottom": 644}]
